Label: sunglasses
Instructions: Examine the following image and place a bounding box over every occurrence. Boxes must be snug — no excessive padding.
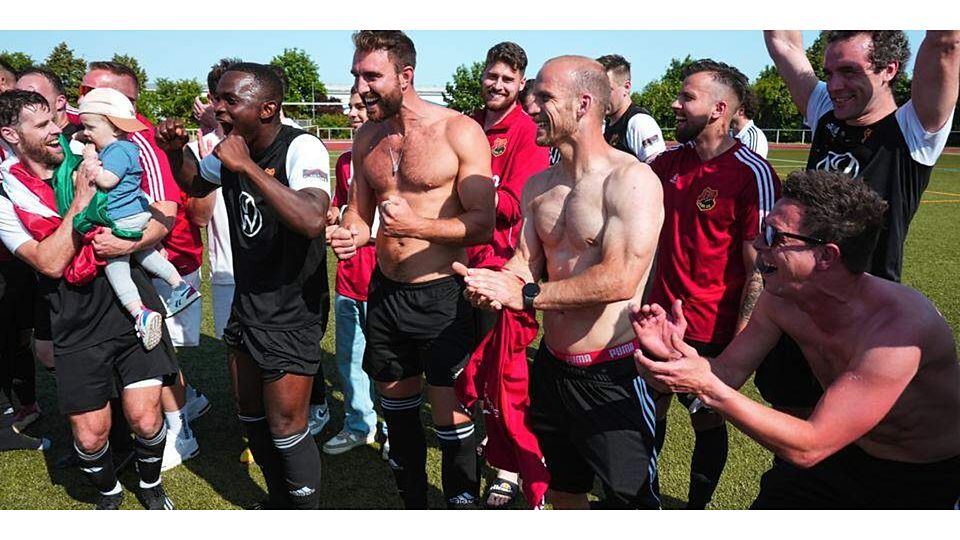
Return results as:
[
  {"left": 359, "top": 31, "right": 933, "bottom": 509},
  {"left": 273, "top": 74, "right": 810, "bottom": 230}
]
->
[{"left": 763, "top": 223, "right": 824, "bottom": 248}]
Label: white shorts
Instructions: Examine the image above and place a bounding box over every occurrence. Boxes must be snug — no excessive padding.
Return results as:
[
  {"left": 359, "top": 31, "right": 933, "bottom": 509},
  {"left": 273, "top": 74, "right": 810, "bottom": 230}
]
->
[
  {"left": 212, "top": 282, "right": 235, "bottom": 340},
  {"left": 153, "top": 268, "right": 201, "bottom": 347}
]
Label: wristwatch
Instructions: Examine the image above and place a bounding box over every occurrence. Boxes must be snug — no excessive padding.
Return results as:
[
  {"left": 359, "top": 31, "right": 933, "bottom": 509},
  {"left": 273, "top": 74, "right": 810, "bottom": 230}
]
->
[{"left": 522, "top": 282, "right": 541, "bottom": 312}]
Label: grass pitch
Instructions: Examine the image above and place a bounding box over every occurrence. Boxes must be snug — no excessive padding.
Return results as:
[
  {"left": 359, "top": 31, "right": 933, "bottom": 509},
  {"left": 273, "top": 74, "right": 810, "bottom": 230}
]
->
[{"left": 1, "top": 148, "right": 957, "bottom": 509}]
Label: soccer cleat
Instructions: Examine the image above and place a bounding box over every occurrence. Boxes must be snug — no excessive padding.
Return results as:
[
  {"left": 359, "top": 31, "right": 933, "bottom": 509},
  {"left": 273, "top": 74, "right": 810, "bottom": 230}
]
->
[
  {"left": 12, "top": 403, "right": 41, "bottom": 431},
  {"left": 164, "top": 282, "right": 201, "bottom": 318},
  {"left": 183, "top": 386, "right": 211, "bottom": 423},
  {"left": 161, "top": 428, "right": 200, "bottom": 471},
  {"left": 137, "top": 484, "right": 175, "bottom": 510},
  {"left": 322, "top": 429, "right": 376, "bottom": 455},
  {"left": 307, "top": 403, "right": 330, "bottom": 436},
  {"left": 95, "top": 491, "right": 124, "bottom": 510},
  {"left": 136, "top": 308, "right": 164, "bottom": 350}
]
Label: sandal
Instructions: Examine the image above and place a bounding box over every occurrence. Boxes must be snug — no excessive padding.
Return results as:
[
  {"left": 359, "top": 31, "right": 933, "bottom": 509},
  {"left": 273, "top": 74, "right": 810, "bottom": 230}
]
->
[{"left": 484, "top": 478, "right": 519, "bottom": 509}]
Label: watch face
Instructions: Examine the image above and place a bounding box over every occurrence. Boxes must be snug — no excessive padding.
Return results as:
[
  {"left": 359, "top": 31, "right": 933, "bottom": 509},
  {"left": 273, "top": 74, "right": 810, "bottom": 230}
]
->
[{"left": 522, "top": 282, "right": 540, "bottom": 297}]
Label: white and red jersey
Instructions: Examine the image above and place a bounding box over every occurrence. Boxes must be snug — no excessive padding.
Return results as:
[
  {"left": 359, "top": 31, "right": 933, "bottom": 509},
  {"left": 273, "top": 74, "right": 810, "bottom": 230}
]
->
[
  {"left": 650, "top": 141, "right": 780, "bottom": 345},
  {"left": 333, "top": 150, "right": 377, "bottom": 301}
]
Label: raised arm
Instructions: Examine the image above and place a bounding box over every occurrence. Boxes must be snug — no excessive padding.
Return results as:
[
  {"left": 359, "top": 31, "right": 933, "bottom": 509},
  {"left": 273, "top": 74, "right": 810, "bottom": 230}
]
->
[
  {"left": 155, "top": 119, "right": 219, "bottom": 197},
  {"left": 764, "top": 31, "right": 820, "bottom": 116},
  {"left": 912, "top": 30, "right": 960, "bottom": 132},
  {"left": 534, "top": 161, "right": 663, "bottom": 310}
]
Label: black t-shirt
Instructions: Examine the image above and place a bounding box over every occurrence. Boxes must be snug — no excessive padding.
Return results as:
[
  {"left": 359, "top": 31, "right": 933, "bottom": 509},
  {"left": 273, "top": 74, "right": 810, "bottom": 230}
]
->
[
  {"left": 199, "top": 125, "right": 330, "bottom": 330},
  {"left": 805, "top": 83, "right": 950, "bottom": 282}
]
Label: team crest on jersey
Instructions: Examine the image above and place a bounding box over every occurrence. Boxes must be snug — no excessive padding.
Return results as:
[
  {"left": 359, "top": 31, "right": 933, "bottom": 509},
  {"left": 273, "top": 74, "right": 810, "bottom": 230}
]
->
[
  {"left": 264, "top": 167, "right": 276, "bottom": 177},
  {"left": 861, "top": 128, "right": 873, "bottom": 143},
  {"left": 826, "top": 123, "right": 840, "bottom": 138},
  {"left": 815, "top": 151, "right": 861, "bottom": 178},
  {"left": 238, "top": 191, "right": 263, "bottom": 237},
  {"left": 491, "top": 137, "right": 508, "bottom": 157},
  {"left": 669, "top": 173, "right": 679, "bottom": 185},
  {"left": 696, "top": 187, "right": 718, "bottom": 212}
]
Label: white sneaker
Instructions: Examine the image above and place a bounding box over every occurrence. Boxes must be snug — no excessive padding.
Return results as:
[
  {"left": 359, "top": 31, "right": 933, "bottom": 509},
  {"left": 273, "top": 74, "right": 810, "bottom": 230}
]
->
[
  {"left": 307, "top": 404, "right": 330, "bottom": 436},
  {"left": 183, "top": 386, "right": 211, "bottom": 423},
  {"left": 322, "top": 429, "right": 376, "bottom": 455},
  {"left": 161, "top": 429, "right": 200, "bottom": 472}
]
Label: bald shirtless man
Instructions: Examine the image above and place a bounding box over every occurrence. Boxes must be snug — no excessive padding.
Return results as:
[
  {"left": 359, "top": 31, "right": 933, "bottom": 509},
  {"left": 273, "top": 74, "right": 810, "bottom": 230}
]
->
[
  {"left": 633, "top": 169, "right": 960, "bottom": 509},
  {"left": 330, "top": 30, "right": 495, "bottom": 509},
  {"left": 455, "top": 55, "right": 664, "bottom": 509}
]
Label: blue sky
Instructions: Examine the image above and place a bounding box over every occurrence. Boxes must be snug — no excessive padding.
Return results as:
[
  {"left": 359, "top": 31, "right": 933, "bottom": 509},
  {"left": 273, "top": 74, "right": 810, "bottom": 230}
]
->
[{"left": 3, "top": 30, "right": 927, "bottom": 91}]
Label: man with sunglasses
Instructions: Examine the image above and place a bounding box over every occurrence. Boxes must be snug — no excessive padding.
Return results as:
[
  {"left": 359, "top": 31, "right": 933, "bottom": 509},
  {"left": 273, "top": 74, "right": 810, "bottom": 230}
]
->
[
  {"left": 633, "top": 169, "right": 960, "bottom": 508},
  {"left": 647, "top": 59, "right": 779, "bottom": 509}
]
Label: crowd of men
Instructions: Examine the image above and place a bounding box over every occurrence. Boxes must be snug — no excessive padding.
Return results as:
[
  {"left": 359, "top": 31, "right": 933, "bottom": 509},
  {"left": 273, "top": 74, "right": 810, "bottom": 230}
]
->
[{"left": 0, "top": 29, "right": 958, "bottom": 510}]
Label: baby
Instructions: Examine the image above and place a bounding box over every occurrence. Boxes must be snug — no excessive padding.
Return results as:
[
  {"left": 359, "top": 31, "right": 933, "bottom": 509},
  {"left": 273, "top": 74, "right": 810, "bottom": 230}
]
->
[{"left": 77, "top": 87, "right": 200, "bottom": 350}]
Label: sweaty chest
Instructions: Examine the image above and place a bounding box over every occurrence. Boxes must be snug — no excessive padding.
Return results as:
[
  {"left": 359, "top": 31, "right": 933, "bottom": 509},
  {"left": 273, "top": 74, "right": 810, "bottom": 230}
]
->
[
  {"left": 362, "top": 131, "right": 459, "bottom": 194},
  {"left": 535, "top": 184, "right": 604, "bottom": 251}
]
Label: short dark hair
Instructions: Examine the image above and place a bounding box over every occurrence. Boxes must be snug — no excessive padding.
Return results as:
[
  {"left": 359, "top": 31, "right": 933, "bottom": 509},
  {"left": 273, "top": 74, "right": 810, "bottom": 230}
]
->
[
  {"left": 0, "top": 90, "right": 50, "bottom": 129},
  {"left": 596, "top": 54, "right": 631, "bottom": 81},
  {"left": 682, "top": 58, "right": 749, "bottom": 106},
  {"left": 267, "top": 64, "right": 290, "bottom": 97},
  {"left": 88, "top": 60, "right": 140, "bottom": 91},
  {"left": 782, "top": 169, "right": 888, "bottom": 273},
  {"left": 222, "top": 62, "right": 284, "bottom": 105},
  {"left": 485, "top": 42, "right": 527, "bottom": 74},
  {"left": 17, "top": 66, "right": 65, "bottom": 96},
  {"left": 352, "top": 30, "right": 417, "bottom": 73},
  {"left": 208, "top": 57, "right": 242, "bottom": 94},
  {"left": 0, "top": 58, "right": 15, "bottom": 77},
  {"left": 824, "top": 31, "right": 911, "bottom": 85},
  {"left": 740, "top": 87, "right": 759, "bottom": 120},
  {"left": 519, "top": 78, "right": 535, "bottom": 103}
]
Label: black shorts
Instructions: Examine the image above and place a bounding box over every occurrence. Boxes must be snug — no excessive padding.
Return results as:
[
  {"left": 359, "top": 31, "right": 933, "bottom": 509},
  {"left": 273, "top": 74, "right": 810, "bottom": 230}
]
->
[
  {"left": 0, "top": 259, "right": 37, "bottom": 332},
  {"left": 54, "top": 330, "right": 178, "bottom": 415},
  {"left": 752, "top": 445, "right": 960, "bottom": 509},
  {"left": 528, "top": 347, "right": 660, "bottom": 509},
  {"left": 222, "top": 313, "right": 325, "bottom": 382},
  {"left": 33, "top": 295, "right": 51, "bottom": 341},
  {"left": 363, "top": 270, "right": 475, "bottom": 387},
  {"left": 754, "top": 335, "right": 823, "bottom": 409}
]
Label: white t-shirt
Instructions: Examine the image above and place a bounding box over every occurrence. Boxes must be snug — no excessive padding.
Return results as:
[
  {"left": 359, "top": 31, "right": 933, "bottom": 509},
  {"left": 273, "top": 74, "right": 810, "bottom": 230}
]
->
[
  {"left": 198, "top": 133, "right": 331, "bottom": 195},
  {"left": 735, "top": 119, "right": 769, "bottom": 159},
  {"left": 625, "top": 113, "right": 667, "bottom": 163},
  {"left": 0, "top": 158, "right": 40, "bottom": 255},
  {"left": 805, "top": 81, "right": 954, "bottom": 167}
]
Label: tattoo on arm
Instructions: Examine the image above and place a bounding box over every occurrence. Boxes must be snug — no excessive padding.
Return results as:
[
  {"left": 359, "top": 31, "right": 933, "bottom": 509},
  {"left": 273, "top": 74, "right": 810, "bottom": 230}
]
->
[{"left": 739, "top": 270, "right": 764, "bottom": 325}]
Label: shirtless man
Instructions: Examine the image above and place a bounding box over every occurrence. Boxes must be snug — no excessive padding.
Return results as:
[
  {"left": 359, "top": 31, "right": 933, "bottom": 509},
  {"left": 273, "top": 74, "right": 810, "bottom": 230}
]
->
[
  {"left": 633, "top": 169, "right": 960, "bottom": 509},
  {"left": 329, "top": 30, "right": 495, "bottom": 509},
  {"left": 455, "top": 56, "right": 664, "bottom": 509}
]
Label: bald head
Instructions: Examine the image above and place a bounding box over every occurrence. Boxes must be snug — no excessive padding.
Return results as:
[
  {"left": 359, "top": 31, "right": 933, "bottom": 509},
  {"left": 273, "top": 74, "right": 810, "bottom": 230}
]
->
[{"left": 541, "top": 55, "right": 610, "bottom": 121}]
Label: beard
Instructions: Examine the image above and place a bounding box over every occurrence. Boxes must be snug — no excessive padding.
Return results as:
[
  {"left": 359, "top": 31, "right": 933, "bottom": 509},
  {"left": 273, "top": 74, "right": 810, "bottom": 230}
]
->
[
  {"left": 20, "top": 133, "right": 64, "bottom": 170},
  {"left": 675, "top": 115, "right": 709, "bottom": 144},
  {"left": 368, "top": 84, "right": 403, "bottom": 123}
]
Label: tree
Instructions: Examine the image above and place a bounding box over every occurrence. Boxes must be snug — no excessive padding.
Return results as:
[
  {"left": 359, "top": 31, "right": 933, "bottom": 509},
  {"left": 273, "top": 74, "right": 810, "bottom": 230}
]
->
[
  {"left": 633, "top": 55, "right": 695, "bottom": 129},
  {"left": 138, "top": 78, "right": 202, "bottom": 125},
  {"left": 111, "top": 53, "right": 148, "bottom": 88},
  {"left": 270, "top": 48, "right": 326, "bottom": 118},
  {"left": 43, "top": 42, "right": 86, "bottom": 104},
  {"left": 443, "top": 61, "right": 484, "bottom": 113},
  {"left": 0, "top": 51, "right": 34, "bottom": 73},
  {"left": 805, "top": 31, "right": 828, "bottom": 81},
  {"left": 752, "top": 65, "right": 803, "bottom": 135}
]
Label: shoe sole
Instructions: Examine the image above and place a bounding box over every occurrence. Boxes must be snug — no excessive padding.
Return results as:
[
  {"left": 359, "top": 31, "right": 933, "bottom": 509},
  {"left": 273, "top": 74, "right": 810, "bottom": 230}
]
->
[
  {"left": 165, "top": 292, "right": 201, "bottom": 318},
  {"left": 322, "top": 439, "right": 376, "bottom": 455},
  {"left": 161, "top": 445, "right": 199, "bottom": 472},
  {"left": 140, "top": 312, "right": 164, "bottom": 350}
]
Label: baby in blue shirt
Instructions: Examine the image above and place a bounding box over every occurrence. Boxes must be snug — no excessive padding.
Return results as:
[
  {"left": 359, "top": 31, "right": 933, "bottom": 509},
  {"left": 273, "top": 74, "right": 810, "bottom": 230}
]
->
[{"left": 78, "top": 87, "right": 200, "bottom": 350}]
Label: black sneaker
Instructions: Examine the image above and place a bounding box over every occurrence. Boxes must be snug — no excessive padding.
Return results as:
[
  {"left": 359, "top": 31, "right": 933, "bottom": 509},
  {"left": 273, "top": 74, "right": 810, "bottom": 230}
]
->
[
  {"left": 95, "top": 492, "right": 124, "bottom": 510},
  {"left": 137, "top": 484, "right": 175, "bottom": 510}
]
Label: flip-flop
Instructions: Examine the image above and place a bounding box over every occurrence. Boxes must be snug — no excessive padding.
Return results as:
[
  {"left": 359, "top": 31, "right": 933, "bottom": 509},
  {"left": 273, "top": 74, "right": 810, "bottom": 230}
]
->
[{"left": 484, "top": 478, "right": 519, "bottom": 509}]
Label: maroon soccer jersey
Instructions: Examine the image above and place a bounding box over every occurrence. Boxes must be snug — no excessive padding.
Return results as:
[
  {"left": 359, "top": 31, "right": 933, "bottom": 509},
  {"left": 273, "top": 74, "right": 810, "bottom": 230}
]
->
[
  {"left": 467, "top": 105, "right": 550, "bottom": 265},
  {"left": 650, "top": 141, "right": 780, "bottom": 345},
  {"left": 333, "top": 151, "right": 377, "bottom": 301}
]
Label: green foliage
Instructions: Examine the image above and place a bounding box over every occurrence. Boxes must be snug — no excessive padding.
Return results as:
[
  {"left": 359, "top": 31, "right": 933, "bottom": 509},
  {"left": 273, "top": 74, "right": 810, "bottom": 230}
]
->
[
  {"left": 806, "top": 31, "right": 828, "bottom": 81},
  {"left": 443, "top": 61, "right": 484, "bottom": 113},
  {"left": 270, "top": 48, "right": 326, "bottom": 118},
  {"left": 138, "top": 78, "right": 202, "bottom": 125},
  {"left": 0, "top": 50, "right": 34, "bottom": 73},
  {"left": 753, "top": 65, "right": 802, "bottom": 132},
  {"left": 633, "top": 55, "right": 695, "bottom": 129},
  {"left": 43, "top": 42, "right": 86, "bottom": 104},
  {"left": 110, "top": 53, "right": 148, "bottom": 88}
]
